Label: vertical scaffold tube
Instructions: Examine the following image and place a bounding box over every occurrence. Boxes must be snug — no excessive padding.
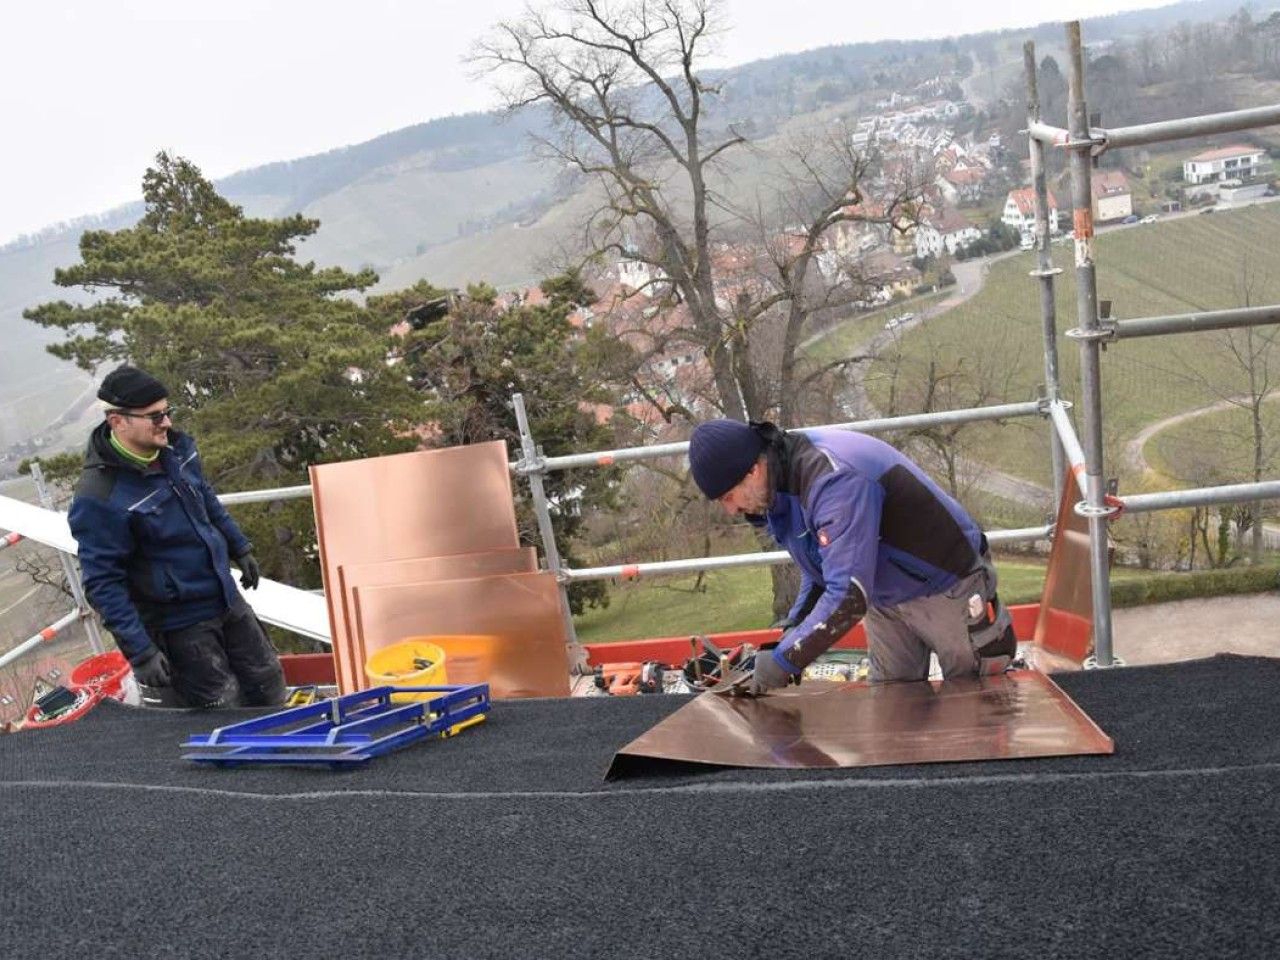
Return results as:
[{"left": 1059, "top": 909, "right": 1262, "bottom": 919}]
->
[
  {"left": 1065, "top": 21, "right": 1116, "bottom": 666},
  {"left": 511, "top": 393, "right": 585, "bottom": 671},
  {"left": 1025, "top": 41, "right": 1066, "bottom": 507}
]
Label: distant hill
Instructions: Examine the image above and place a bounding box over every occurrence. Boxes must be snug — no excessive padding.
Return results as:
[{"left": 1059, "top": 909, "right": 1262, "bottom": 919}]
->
[{"left": 0, "top": 0, "right": 1253, "bottom": 455}]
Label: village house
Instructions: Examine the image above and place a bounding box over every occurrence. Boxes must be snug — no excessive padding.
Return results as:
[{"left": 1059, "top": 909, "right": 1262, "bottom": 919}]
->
[
  {"left": 1182, "top": 144, "right": 1271, "bottom": 185},
  {"left": 915, "top": 208, "right": 982, "bottom": 259},
  {"left": 1090, "top": 169, "right": 1133, "bottom": 223},
  {"left": 1002, "top": 186, "right": 1060, "bottom": 237}
]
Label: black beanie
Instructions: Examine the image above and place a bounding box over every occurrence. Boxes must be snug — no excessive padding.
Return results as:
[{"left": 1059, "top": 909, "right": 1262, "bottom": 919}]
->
[
  {"left": 688, "top": 419, "right": 766, "bottom": 500},
  {"left": 98, "top": 365, "right": 168, "bottom": 410}
]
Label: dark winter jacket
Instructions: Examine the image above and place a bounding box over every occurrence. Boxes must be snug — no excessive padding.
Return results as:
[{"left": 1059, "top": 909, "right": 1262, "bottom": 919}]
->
[
  {"left": 68, "top": 424, "right": 252, "bottom": 664},
  {"left": 752, "top": 425, "right": 985, "bottom": 675}
]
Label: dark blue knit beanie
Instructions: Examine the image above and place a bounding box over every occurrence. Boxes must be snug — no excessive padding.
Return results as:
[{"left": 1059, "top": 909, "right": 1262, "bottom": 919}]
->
[{"left": 688, "top": 419, "right": 765, "bottom": 500}]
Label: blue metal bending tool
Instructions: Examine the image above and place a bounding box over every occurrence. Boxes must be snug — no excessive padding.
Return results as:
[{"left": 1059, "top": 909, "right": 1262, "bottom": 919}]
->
[{"left": 182, "top": 684, "right": 490, "bottom": 767}]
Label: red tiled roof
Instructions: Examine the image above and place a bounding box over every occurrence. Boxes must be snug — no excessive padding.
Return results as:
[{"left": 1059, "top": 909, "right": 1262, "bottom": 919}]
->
[
  {"left": 1091, "top": 169, "right": 1130, "bottom": 199},
  {"left": 1007, "top": 186, "right": 1058, "bottom": 216}
]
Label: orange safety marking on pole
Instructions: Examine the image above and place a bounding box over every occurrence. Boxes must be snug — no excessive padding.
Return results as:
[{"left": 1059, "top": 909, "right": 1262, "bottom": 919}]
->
[
  {"left": 1072, "top": 209, "right": 1094, "bottom": 239},
  {"left": 620, "top": 565, "right": 641, "bottom": 580},
  {"left": 597, "top": 455, "right": 616, "bottom": 467},
  {"left": 1071, "top": 463, "right": 1086, "bottom": 476},
  {"left": 40, "top": 627, "right": 58, "bottom": 642},
  {"left": 4, "top": 532, "right": 21, "bottom": 545}
]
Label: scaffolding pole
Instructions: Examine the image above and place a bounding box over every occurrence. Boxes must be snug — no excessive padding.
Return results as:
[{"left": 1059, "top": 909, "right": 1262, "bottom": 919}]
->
[
  {"left": 1025, "top": 40, "right": 1067, "bottom": 507},
  {"left": 537, "top": 400, "right": 1045, "bottom": 473},
  {"left": 29, "top": 464, "right": 104, "bottom": 655},
  {"left": 1048, "top": 400, "right": 1088, "bottom": 497},
  {"left": 1103, "top": 304, "right": 1280, "bottom": 341},
  {"left": 562, "top": 525, "right": 1054, "bottom": 582},
  {"left": 1122, "top": 480, "right": 1280, "bottom": 514},
  {"left": 0, "top": 609, "right": 81, "bottom": 672},
  {"left": 1065, "top": 21, "right": 1117, "bottom": 668},
  {"left": 1026, "top": 104, "right": 1280, "bottom": 152},
  {"left": 509, "top": 393, "right": 584, "bottom": 671}
]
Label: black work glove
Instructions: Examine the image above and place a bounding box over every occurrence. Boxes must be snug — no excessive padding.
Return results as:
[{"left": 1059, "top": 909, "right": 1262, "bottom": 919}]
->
[
  {"left": 769, "top": 615, "right": 797, "bottom": 630},
  {"left": 234, "top": 552, "right": 261, "bottom": 590},
  {"left": 132, "top": 648, "right": 172, "bottom": 688}
]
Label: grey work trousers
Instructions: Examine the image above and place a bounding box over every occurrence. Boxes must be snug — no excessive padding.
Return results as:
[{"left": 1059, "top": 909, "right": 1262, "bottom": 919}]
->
[
  {"left": 152, "top": 600, "right": 286, "bottom": 708},
  {"left": 864, "top": 552, "right": 1014, "bottom": 682}
]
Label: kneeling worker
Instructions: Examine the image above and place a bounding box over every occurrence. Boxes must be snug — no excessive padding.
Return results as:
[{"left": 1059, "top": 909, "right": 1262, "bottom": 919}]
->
[
  {"left": 688, "top": 419, "right": 1015, "bottom": 695},
  {"left": 69, "top": 365, "right": 285, "bottom": 708}
]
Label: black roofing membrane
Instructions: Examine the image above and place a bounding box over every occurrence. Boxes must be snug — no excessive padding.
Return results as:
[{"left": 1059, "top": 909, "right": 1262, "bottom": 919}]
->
[{"left": 2, "top": 654, "right": 1278, "bottom": 959}]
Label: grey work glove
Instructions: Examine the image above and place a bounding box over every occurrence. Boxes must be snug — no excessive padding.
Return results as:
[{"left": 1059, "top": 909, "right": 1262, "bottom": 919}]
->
[
  {"left": 132, "top": 648, "right": 172, "bottom": 688},
  {"left": 737, "top": 649, "right": 795, "bottom": 696},
  {"left": 234, "top": 552, "right": 261, "bottom": 590}
]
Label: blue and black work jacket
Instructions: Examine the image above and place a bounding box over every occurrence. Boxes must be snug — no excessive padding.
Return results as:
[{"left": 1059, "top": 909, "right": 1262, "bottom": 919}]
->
[
  {"left": 750, "top": 425, "right": 985, "bottom": 675},
  {"left": 68, "top": 424, "right": 252, "bottom": 664}
]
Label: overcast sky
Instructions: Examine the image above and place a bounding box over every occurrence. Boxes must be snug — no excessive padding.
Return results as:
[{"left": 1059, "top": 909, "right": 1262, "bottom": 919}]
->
[{"left": 0, "top": 0, "right": 1173, "bottom": 245}]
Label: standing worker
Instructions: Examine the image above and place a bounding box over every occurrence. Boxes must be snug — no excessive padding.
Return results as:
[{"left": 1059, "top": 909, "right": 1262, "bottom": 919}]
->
[
  {"left": 688, "top": 419, "right": 1015, "bottom": 695},
  {"left": 68, "top": 365, "right": 285, "bottom": 708}
]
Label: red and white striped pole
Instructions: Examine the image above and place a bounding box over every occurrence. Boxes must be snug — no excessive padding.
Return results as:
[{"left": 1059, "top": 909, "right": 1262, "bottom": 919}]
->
[{"left": 0, "top": 609, "right": 81, "bottom": 672}]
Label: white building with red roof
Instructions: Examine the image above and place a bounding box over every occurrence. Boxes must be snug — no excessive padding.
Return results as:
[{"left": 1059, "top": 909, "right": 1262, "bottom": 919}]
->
[{"left": 1002, "top": 187, "right": 1060, "bottom": 237}]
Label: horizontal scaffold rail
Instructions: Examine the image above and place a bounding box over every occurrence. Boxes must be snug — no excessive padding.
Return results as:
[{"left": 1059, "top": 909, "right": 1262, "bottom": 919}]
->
[
  {"left": 1028, "top": 103, "right": 1280, "bottom": 153},
  {"left": 535, "top": 401, "right": 1047, "bottom": 473},
  {"left": 1101, "top": 304, "right": 1280, "bottom": 341},
  {"left": 1121, "top": 480, "right": 1280, "bottom": 514},
  {"left": 562, "top": 526, "right": 1054, "bottom": 582},
  {"left": 214, "top": 402, "right": 1049, "bottom": 504}
]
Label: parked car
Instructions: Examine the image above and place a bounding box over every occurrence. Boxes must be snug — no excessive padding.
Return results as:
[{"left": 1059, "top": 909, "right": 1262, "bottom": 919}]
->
[
  {"left": 884, "top": 316, "right": 903, "bottom": 331},
  {"left": 1200, "top": 207, "right": 1216, "bottom": 215},
  {"left": 1122, "top": 214, "right": 1140, "bottom": 224},
  {"left": 1140, "top": 215, "right": 1158, "bottom": 224}
]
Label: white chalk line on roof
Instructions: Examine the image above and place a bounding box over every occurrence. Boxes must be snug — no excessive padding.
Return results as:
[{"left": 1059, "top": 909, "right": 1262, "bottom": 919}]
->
[{"left": 3, "top": 762, "right": 1278, "bottom": 803}]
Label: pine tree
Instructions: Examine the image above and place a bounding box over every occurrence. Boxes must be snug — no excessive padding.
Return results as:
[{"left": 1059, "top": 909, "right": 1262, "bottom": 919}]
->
[{"left": 24, "top": 153, "right": 422, "bottom": 587}]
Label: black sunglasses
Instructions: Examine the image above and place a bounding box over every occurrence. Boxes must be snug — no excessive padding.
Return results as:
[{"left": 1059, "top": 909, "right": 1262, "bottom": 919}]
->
[{"left": 110, "top": 407, "right": 177, "bottom": 426}]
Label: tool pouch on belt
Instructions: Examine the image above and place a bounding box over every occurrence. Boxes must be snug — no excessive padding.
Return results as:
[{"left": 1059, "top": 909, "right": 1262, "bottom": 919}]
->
[{"left": 966, "top": 590, "right": 1016, "bottom": 676}]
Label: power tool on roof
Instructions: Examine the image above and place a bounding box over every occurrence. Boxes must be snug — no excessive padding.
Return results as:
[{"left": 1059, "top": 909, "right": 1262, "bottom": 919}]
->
[{"left": 592, "top": 661, "right": 665, "bottom": 695}]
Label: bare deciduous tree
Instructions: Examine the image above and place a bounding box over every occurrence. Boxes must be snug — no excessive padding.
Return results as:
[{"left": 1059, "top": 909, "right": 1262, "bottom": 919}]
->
[{"left": 471, "top": 0, "right": 926, "bottom": 426}]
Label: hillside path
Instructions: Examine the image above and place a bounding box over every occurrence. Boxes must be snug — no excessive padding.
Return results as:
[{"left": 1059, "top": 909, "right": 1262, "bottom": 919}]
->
[
  {"left": 806, "top": 250, "right": 1053, "bottom": 512},
  {"left": 1123, "top": 393, "right": 1280, "bottom": 475}
]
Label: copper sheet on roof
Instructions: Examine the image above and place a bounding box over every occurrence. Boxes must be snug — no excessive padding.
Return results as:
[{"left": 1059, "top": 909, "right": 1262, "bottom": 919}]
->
[
  {"left": 337, "top": 548, "right": 537, "bottom": 684},
  {"left": 1033, "top": 470, "right": 1096, "bottom": 668},
  {"left": 606, "top": 670, "right": 1113, "bottom": 778},
  {"left": 310, "top": 442, "right": 519, "bottom": 693},
  {"left": 352, "top": 571, "right": 570, "bottom": 699}
]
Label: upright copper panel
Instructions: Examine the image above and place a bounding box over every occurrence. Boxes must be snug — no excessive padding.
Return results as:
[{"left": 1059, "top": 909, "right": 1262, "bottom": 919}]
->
[
  {"left": 352, "top": 571, "right": 570, "bottom": 699},
  {"left": 1033, "top": 471, "right": 1095, "bottom": 667},
  {"left": 310, "top": 441, "right": 519, "bottom": 693},
  {"left": 337, "top": 548, "right": 537, "bottom": 685},
  {"left": 607, "top": 670, "right": 1113, "bottom": 777}
]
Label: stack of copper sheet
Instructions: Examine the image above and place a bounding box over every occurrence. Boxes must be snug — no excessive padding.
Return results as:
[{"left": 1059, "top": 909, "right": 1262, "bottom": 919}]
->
[{"left": 310, "top": 441, "right": 569, "bottom": 698}]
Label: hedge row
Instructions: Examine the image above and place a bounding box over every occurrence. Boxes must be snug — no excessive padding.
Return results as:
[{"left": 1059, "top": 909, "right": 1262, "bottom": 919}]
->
[{"left": 1110, "top": 565, "right": 1280, "bottom": 608}]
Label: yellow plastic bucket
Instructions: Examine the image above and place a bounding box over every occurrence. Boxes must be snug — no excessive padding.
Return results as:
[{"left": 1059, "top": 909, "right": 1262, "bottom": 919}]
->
[
  {"left": 365, "top": 640, "right": 448, "bottom": 702},
  {"left": 364, "top": 638, "right": 485, "bottom": 736}
]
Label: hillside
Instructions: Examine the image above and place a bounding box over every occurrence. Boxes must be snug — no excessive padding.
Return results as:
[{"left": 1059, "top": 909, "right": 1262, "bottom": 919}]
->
[{"left": 0, "top": 0, "right": 1262, "bottom": 460}]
